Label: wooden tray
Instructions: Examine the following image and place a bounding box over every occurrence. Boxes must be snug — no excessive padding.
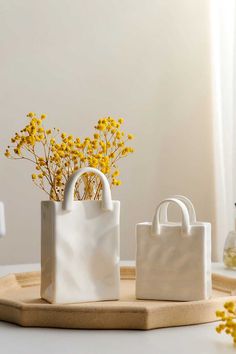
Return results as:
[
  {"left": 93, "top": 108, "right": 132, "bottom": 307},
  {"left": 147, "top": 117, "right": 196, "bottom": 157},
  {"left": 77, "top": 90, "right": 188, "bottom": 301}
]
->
[{"left": 0, "top": 266, "right": 235, "bottom": 330}]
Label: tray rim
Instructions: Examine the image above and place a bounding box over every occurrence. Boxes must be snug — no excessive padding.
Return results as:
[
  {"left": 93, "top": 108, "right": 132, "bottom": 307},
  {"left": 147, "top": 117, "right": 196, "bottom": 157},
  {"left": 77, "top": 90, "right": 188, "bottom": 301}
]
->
[{"left": 0, "top": 267, "right": 236, "bottom": 330}]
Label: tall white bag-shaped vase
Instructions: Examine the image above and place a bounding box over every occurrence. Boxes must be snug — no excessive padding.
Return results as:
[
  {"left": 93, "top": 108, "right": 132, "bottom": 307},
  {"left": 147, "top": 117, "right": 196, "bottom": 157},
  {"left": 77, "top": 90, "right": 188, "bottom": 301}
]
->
[
  {"left": 41, "top": 167, "right": 120, "bottom": 304},
  {"left": 136, "top": 197, "right": 211, "bottom": 301}
]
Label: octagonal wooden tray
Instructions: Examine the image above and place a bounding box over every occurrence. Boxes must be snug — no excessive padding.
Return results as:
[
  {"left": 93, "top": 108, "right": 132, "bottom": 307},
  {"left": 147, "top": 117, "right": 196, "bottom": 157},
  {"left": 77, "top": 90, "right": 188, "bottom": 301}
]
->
[{"left": 0, "top": 266, "right": 235, "bottom": 330}]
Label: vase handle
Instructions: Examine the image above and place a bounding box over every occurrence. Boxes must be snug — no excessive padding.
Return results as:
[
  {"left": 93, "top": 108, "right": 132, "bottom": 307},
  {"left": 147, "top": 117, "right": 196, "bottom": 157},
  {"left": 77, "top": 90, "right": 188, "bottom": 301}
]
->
[
  {"left": 151, "top": 198, "right": 191, "bottom": 236},
  {"left": 160, "top": 195, "right": 196, "bottom": 223},
  {"left": 62, "top": 167, "right": 113, "bottom": 212}
]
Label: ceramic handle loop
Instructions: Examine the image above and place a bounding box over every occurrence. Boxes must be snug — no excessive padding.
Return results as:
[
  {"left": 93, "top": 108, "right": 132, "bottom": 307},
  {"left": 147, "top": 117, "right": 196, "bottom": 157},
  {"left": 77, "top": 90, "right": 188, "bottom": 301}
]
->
[
  {"left": 161, "top": 195, "right": 196, "bottom": 223},
  {"left": 152, "top": 198, "right": 191, "bottom": 236},
  {"left": 62, "top": 167, "right": 113, "bottom": 212}
]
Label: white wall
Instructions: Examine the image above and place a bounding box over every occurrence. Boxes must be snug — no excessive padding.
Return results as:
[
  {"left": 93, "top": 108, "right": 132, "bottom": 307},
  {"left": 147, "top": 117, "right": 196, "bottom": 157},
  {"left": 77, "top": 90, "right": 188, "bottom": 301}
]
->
[{"left": 0, "top": 0, "right": 216, "bottom": 264}]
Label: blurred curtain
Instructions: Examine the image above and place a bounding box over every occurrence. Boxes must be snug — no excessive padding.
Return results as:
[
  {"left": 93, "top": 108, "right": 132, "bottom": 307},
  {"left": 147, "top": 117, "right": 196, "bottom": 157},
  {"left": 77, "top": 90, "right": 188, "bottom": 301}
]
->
[{"left": 210, "top": 0, "right": 236, "bottom": 260}]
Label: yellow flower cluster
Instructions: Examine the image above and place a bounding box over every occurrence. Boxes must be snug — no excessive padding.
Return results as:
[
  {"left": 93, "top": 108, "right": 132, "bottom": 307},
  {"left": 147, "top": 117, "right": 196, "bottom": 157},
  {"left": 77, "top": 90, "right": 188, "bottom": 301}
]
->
[
  {"left": 215, "top": 301, "right": 236, "bottom": 343},
  {"left": 5, "top": 112, "right": 134, "bottom": 201}
]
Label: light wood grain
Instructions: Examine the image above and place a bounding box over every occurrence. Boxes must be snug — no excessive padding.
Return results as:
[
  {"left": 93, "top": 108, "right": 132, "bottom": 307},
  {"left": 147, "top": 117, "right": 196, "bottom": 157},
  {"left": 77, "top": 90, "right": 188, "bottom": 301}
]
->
[{"left": 0, "top": 267, "right": 235, "bottom": 329}]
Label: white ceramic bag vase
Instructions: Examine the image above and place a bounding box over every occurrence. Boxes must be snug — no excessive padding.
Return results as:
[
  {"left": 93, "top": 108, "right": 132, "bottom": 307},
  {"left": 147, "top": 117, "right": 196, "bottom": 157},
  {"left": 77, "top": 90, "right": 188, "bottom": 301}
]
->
[
  {"left": 41, "top": 167, "right": 120, "bottom": 304},
  {"left": 136, "top": 197, "right": 211, "bottom": 301}
]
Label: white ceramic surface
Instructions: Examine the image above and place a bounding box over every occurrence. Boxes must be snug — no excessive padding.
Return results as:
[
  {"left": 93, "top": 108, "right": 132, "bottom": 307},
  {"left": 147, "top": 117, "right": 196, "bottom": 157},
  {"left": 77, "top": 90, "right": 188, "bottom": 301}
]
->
[
  {"left": 136, "top": 197, "right": 212, "bottom": 301},
  {"left": 0, "top": 202, "right": 6, "bottom": 237},
  {"left": 41, "top": 167, "right": 120, "bottom": 304}
]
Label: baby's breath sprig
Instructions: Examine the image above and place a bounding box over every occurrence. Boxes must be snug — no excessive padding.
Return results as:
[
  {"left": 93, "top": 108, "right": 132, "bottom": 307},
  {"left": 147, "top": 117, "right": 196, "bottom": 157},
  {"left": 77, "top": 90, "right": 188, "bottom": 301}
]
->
[
  {"left": 215, "top": 301, "right": 236, "bottom": 343},
  {"left": 5, "top": 113, "right": 134, "bottom": 201}
]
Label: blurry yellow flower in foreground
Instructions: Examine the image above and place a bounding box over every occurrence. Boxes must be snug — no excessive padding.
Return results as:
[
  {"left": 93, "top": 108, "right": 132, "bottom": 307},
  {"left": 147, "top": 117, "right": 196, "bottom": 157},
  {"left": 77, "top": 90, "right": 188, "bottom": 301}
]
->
[{"left": 215, "top": 301, "right": 236, "bottom": 343}]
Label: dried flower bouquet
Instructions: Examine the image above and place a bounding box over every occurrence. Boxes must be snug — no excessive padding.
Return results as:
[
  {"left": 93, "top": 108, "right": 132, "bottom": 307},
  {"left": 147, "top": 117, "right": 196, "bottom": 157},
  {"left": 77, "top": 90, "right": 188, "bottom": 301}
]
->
[{"left": 5, "top": 112, "right": 134, "bottom": 201}]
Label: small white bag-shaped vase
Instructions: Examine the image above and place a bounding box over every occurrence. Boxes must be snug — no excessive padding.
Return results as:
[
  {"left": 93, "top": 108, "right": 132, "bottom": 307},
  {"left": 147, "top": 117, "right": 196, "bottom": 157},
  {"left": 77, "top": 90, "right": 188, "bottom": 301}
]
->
[
  {"left": 136, "top": 197, "right": 211, "bottom": 301},
  {"left": 41, "top": 167, "right": 120, "bottom": 304}
]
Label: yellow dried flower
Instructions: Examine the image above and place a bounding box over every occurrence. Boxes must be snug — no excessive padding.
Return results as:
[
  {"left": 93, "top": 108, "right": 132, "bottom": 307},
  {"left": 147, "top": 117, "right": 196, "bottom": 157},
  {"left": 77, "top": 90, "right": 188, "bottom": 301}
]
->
[
  {"left": 37, "top": 134, "right": 44, "bottom": 141},
  {"left": 4, "top": 149, "right": 10, "bottom": 157},
  {"left": 97, "top": 124, "right": 106, "bottom": 131},
  {"left": 112, "top": 170, "right": 119, "bottom": 177},
  {"left": 14, "top": 148, "right": 21, "bottom": 155},
  {"left": 27, "top": 112, "right": 35, "bottom": 118},
  {"left": 116, "top": 132, "right": 121, "bottom": 139},
  {"left": 112, "top": 179, "right": 121, "bottom": 186}
]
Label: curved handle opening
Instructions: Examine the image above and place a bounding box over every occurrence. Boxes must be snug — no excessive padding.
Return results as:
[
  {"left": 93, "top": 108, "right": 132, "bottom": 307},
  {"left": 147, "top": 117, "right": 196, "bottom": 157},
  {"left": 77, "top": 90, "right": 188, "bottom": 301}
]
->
[
  {"left": 152, "top": 198, "right": 190, "bottom": 236},
  {"left": 62, "top": 167, "right": 113, "bottom": 212}
]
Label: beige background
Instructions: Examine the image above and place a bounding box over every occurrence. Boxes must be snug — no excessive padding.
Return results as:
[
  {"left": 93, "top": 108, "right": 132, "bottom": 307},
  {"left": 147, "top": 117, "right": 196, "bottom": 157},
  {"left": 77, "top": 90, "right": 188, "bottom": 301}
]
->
[{"left": 0, "top": 0, "right": 215, "bottom": 264}]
